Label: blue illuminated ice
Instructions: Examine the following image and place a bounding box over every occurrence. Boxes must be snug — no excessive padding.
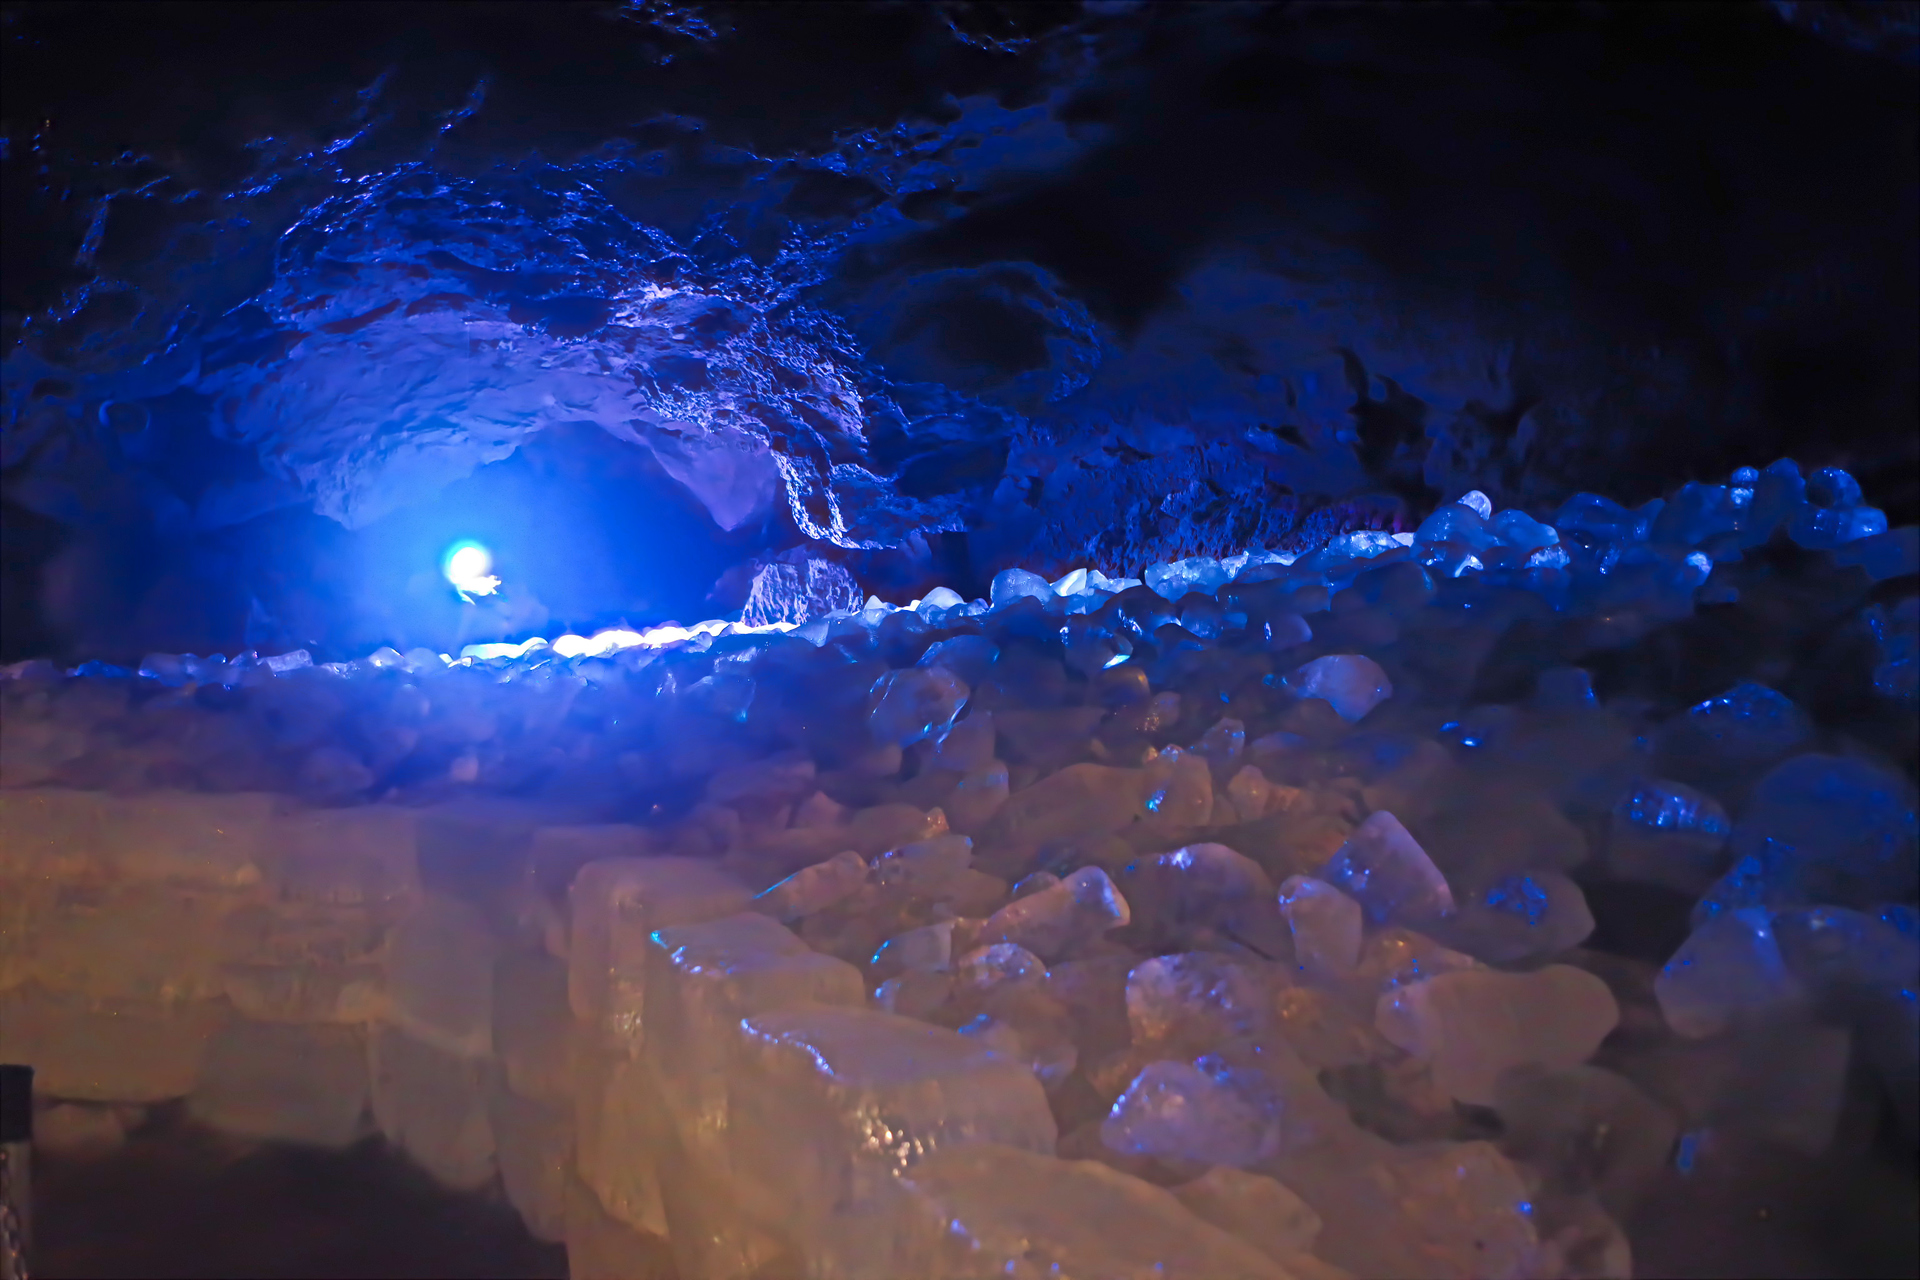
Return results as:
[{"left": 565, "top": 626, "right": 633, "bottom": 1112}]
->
[
  {"left": 1684, "top": 683, "right": 1810, "bottom": 760},
  {"left": 1285, "top": 653, "right": 1392, "bottom": 722},
  {"left": 1656, "top": 908, "right": 1803, "bottom": 1038},
  {"left": 1694, "top": 754, "right": 1920, "bottom": 919},
  {"left": 1320, "top": 810, "right": 1455, "bottom": 926},
  {"left": 1145, "top": 557, "right": 1232, "bottom": 601},
  {"left": 1102, "top": 1055, "right": 1283, "bottom": 1167},
  {"left": 1277, "top": 875, "right": 1363, "bottom": 978},
  {"left": 867, "top": 665, "right": 970, "bottom": 746}
]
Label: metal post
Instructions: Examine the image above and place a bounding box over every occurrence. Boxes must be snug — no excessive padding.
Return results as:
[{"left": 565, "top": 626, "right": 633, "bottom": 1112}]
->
[{"left": 0, "top": 1064, "right": 30, "bottom": 1280}]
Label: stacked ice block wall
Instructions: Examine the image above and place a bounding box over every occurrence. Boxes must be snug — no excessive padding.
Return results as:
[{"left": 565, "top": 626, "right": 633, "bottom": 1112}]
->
[{"left": 2, "top": 461, "right": 1915, "bottom": 1279}]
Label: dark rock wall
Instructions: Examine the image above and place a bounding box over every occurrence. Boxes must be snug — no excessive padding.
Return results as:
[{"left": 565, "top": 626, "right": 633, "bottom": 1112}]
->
[{"left": 3, "top": 0, "right": 1915, "bottom": 660}]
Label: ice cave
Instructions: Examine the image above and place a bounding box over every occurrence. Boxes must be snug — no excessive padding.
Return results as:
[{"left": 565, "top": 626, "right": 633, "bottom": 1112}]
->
[{"left": 0, "top": 2, "right": 1916, "bottom": 1278}]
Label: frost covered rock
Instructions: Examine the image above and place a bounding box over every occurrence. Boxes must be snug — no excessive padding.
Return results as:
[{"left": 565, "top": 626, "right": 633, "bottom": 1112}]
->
[
  {"left": 1286, "top": 654, "right": 1393, "bottom": 723},
  {"left": 1375, "top": 965, "right": 1619, "bottom": 1105},
  {"left": 742, "top": 555, "right": 862, "bottom": 628}
]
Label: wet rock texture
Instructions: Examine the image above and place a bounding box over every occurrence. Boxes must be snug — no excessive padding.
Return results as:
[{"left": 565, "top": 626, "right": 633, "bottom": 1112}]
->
[
  {"left": 3, "top": 462, "right": 1915, "bottom": 1278},
  {"left": 3, "top": 2, "right": 1916, "bottom": 660}
]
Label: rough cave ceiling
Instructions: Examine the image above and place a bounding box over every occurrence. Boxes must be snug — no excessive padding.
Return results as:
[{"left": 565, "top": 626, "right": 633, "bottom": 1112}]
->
[{"left": 2, "top": 0, "right": 1916, "bottom": 658}]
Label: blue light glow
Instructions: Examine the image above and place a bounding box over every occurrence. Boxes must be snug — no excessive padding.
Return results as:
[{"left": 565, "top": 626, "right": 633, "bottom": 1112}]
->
[{"left": 442, "top": 540, "right": 501, "bottom": 599}]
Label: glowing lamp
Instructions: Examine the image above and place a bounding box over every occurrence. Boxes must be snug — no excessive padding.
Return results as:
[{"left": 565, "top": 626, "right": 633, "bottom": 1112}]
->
[{"left": 442, "top": 540, "right": 502, "bottom": 600}]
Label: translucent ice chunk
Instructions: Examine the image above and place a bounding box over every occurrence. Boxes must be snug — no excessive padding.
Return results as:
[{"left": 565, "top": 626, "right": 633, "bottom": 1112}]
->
[
  {"left": 1417, "top": 502, "right": 1500, "bottom": 552},
  {"left": 1685, "top": 682, "right": 1810, "bottom": 759},
  {"left": 869, "top": 666, "right": 970, "bottom": 747},
  {"left": 492, "top": 950, "right": 572, "bottom": 1105},
  {"left": 753, "top": 849, "right": 870, "bottom": 921},
  {"left": 1129, "top": 842, "right": 1278, "bottom": 947},
  {"left": 387, "top": 895, "right": 498, "bottom": 1060},
  {"left": 991, "top": 567, "right": 1054, "bottom": 608},
  {"left": 19, "top": 882, "right": 232, "bottom": 1004},
  {"left": 953, "top": 943, "right": 1047, "bottom": 999},
  {"left": 1126, "top": 952, "right": 1274, "bottom": 1051},
  {"left": 983, "top": 763, "right": 1148, "bottom": 863},
  {"left": 1320, "top": 810, "right": 1455, "bottom": 926},
  {"left": 1141, "top": 746, "right": 1214, "bottom": 829},
  {"left": 1102, "top": 1056, "right": 1283, "bottom": 1166},
  {"left": 215, "top": 902, "right": 390, "bottom": 1024},
  {"left": 189, "top": 1019, "right": 368, "bottom": 1148},
  {"left": 642, "top": 912, "right": 867, "bottom": 1278},
  {"left": 1771, "top": 904, "right": 1920, "bottom": 1000},
  {"left": 0, "top": 788, "right": 276, "bottom": 887},
  {"left": 369, "top": 1024, "right": 496, "bottom": 1189},
  {"left": 1701, "top": 754, "right": 1920, "bottom": 917},
  {"left": 1605, "top": 777, "right": 1734, "bottom": 893},
  {"left": 1433, "top": 871, "right": 1595, "bottom": 965},
  {"left": 1493, "top": 1064, "right": 1677, "bottom": 1219},
  {"left": 1286, "top": 654, "right": 1393, "bottom": 723},
  {"left": 871, "top": 833, "right": 974, "bottom": 890},
  {"left": 1224, "top": 764, "right": 1278, "bottom": 822},
  {"left": 1458, "top": 489, "right": 1494, "bottom": 519},
  {"left": 270, "top": 805, "right": 422, "bottom": 906},
  {"left": 875, "top": 970, "right": 955, "bottom": 1021},
  {"left": 1655, "top": 909, "right": 1804, "bottom": 1038},
  {"left": 1832, "top": 525, "right": 1920, "bottom": 581},
  {"left": 1789, "top": 502, "right": 1888, "bottom": 549},
  {"left": 897, "top": 1143, "right": 1291, "bottom": 1280},
  {"left": 1278, "top": 875, "right": 1363, "bottom": 978},
  {"left": 0, "top": 984, "right": 222, "bottom": 1101},
  {"left": 1145, "top": 557, "right": 1231, "bottom": 600},
  {"left": 1554, "top": 492, "right": 1661, "bottom": 543},
  {"left": 490, "top": 1083, "right": 569, "bottom": 1242},
  {"left": 724, "top": 1006, "right": 1057, "bottom": 1270},
  {"left": 930, "top": 711, "right": 997, "bottom": 773},
  {"left": 567, "top": 857, "right": 751, "bottom": 1031},
  {"left": 976, "top": 865, "right": 1130, "bottom": 961},
  {"left": 1172, "top": 1165, "right": 1322, "bottom": 1260},
  {"left": 873, "top": 920, "right": 957, "bottom": 976},
  {"left": 565, "top": 1173, "right": 674, "bottom": 1280},
  {"left": 1374, "top": 965, "right": 1619, "bottom": 1106}
]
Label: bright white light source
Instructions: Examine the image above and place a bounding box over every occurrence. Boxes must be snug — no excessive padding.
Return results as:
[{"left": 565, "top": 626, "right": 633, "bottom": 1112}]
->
[{"left": 443, "top": 540, "right": 501, "bottom": 600}]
